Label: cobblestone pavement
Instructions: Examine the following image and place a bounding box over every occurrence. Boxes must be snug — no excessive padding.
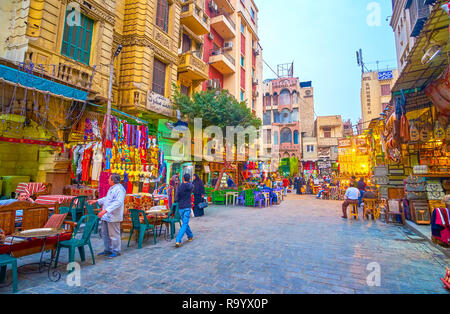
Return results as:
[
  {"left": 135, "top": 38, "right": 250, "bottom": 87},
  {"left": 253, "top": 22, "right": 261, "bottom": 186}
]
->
[{"left": 1, "top": 194, "right": 449, "bottom": 294}]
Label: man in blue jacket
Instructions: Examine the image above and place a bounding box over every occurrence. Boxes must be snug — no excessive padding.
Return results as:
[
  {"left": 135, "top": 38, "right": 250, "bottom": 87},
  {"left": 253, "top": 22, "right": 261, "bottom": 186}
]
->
[{"left": 175, "top": 174, "right": 194, "bottom": 248}]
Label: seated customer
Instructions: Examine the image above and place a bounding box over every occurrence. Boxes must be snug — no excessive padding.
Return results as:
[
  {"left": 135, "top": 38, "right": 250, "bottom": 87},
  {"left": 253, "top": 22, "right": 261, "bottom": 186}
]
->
[
  {"left": 316, "top": 183, "right": 328, "bottom": 199},
  {"left": 341, "top": 184, "right": 360, "bottom": 219}
]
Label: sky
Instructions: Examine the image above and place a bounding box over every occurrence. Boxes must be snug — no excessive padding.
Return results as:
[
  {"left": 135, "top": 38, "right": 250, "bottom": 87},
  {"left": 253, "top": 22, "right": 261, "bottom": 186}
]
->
[{"left": 257, "top": 0, "right": 398, "bottom": 126}]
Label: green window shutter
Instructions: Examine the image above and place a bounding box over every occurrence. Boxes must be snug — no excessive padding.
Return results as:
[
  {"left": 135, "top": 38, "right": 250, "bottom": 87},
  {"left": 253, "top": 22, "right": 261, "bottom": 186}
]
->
[{"left": 61, "top": 11, "right": 93, "bottom": 65}]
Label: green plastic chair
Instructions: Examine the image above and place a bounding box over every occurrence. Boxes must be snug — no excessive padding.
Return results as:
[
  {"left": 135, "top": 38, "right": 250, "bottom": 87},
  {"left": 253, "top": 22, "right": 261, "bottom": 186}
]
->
[
  {"left": 59, "top": 196, "right": 88, "bottom": 222},
  {"left": 127, "top": 209, "right": 157, "bottom": 249},
  {"left": 85, "top": 202, "right": 100, "bottom": 234},
  {"left": 0, "top": 255, "right": 18, "bottom": 293},
  {"left": 160, "top": 203, "right": 182, "bottom": 239},
  {"left": 54, "top": 214, "right": 98, "bottom": 272}
]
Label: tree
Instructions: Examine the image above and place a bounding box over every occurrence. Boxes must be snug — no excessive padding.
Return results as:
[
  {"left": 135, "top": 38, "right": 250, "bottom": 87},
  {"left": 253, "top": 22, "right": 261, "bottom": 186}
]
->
[
  {"left": 173, "top": 88, "right": 262, "bottom": 130},
  {"left": 173, "top": 88, "right": 262, "bottom": 190}
]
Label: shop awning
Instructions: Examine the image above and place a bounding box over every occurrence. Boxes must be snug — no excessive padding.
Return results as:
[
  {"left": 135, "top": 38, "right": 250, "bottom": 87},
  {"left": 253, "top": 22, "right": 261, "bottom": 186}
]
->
[
  {"left": 0, "top": 64, "right": 88, "bottom": 101},
  {"left": 392, "top": 1, "right": 449, "bottom": 94}
]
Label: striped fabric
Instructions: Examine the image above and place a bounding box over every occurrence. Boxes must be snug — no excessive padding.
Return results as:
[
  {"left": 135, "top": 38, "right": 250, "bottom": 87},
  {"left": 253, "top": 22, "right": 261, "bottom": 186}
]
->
[
  {"left": 35, "top": 195, "right": 76, "bottom": 206},
  {"left": 15, "top": 182, "right": 47, "bottom": 197}
]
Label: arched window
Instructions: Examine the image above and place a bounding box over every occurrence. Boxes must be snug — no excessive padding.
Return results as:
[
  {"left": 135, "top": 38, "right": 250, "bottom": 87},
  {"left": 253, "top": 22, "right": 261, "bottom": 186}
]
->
[
  {"left": 274, "top": 131, "right": 279, "bottom": 145},
  {"left": 273, "top": 93, "right": 278, "bottom": 106},
  {"left": 264, "top": 93, "right": 271, "bottom": 106},
  {"left": 280, "top": 109, "right": 291, "bottom": 124},
  {"left": 280, "top": 128, "right": 292, "bottom": 144},
  {"left": 292, "top": 91, "right": 298, "bottom": 104},
  {"left": 293, "top": 130, "right": 299, "bottom": 145},
  {"left": 279, "top": 89, "right": 291, "bottom": 106}
]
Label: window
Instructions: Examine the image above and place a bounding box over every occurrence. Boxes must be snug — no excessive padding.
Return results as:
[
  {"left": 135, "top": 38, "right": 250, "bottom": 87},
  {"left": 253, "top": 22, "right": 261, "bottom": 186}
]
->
[
  {"left": 293, "top": 131, "right": 299, "bottom": 145},
  {"left": 263, "top": 111, "right": 271, "bottom": 126},
  {"left": 61, "top": 12, "right": 94, "bottom": 65},
  {"left": 240, "top": 90, "right": 244, "bottom": 101},
  {"left": 180, "top": 85, "right": 189, "bottom": 96},
  {"left": 280, "top": 128, "right": 292, "bottom": 144},
  {"left": 279, "top": 89, "right": 291, "bottom": 106},
  {"left": 264, "top": 94, "right": 271, "bottom": 106},
  {"left": 264, "top": 129, "right": 272, "bottom": 144},
  {"left": 381, "top": 84, "right": 391, "bottom": 96},
  {"left": 240, "top": 67, "right": 245, "bottom": 89},
  {"left": 274, "top": 131, "right": 278, "bottom": 145},
  {"left": 156, "top": 0, "right": 170, "bottom": 32},
  {"left": 250, "top": 8, "right": 255, "bottom": 20},
  {"left": 241, "top": 56, "right": 244, "bottom": 67},
  {"left": 152, "top": 58, "right": 167, "bottom": 96},
  {"left": 323, "top": 127, "right": 331, "bottom": 138},
  {"left": 241, "top": 23, "right": 245, "bottom": 33},
  {"left": 307, "top": 145, "right": 314, "bottom": 152}
]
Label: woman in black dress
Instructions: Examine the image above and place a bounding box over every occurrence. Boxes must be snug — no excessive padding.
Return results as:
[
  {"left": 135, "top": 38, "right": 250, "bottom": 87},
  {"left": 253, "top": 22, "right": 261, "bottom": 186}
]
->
[{"left": 193, "top": 174, "right": 206, "bottom": 217}]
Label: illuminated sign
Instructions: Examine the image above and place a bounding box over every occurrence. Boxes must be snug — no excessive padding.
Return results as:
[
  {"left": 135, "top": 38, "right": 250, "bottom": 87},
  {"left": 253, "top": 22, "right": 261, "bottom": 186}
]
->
[{"left": 378, "top": 70, "right": 393, "bottom": 81}]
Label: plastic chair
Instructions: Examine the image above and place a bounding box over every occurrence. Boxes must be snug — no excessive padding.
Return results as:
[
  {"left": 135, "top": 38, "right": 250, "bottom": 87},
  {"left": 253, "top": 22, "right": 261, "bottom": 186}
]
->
[
  {"left": 160, "top": 203, "right": 182, "bottom": 239},
  {"left": 349, "top": 204, "right": 358, "bottom": 220},
  {"left": 127, "top": 209, "right": 157, "bottom": 249},
  {"left": 85, "top": 202, "right": 100, "bottom": 234},
  {"left": 253, "top": 191, "right": 265, "bottom": 208},
  {"left": 59, "top": 196, "right": 88, "bottom": 222},
  {"left": 235, "top": 191, "right": 245, "bottom": 206},
  {"left": 54, "top": 214, "right": 98, "bottom": 271},
  {"left": 0, "top": 255, "right": 18, "bottom": 293}
]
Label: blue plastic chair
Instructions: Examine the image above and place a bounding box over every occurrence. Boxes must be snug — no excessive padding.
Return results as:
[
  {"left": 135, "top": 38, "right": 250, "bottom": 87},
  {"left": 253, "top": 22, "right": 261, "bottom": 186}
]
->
[
  {"left": 235, "top": 191, "right": 245, "bottom": 206},
  {"left": 253, "top": 191, "right": 265, "bottom": 208},
  {"left": 0, "top": 255, "right": 18, "bottom": 293}
]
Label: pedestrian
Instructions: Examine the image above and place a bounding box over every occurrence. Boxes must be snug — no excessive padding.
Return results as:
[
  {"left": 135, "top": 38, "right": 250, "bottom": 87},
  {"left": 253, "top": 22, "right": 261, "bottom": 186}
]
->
[
  {"left": 282, "top": 177, "right": 290, "bottom": 196},
  {"left": 175, "top": 173, "right": 194, "bottom": 248},
  {"left": 227, "top": 175, "right": 235, "bottom": 188},
  {"left": 96, "top": 173, "right": 126, "bottom": 258},
  {"left": 264, "top": 176, "right": 272, "bottom": 189},
  {"left": 192, "top": 174, "right": 206, "bottom": 217},
  {"left": 341, "top": 183, "right": 360, "bottom": 219},
  {"left": 211, "top": 174, "right": 218, "bottom": 188},
  {"left": 357, "top": 177, "right": 366, "bottom": 206}
]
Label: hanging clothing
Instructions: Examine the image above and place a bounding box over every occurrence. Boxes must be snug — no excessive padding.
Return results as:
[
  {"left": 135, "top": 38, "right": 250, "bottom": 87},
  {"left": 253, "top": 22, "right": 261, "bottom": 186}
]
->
[
  {"left": 76, "top": 145, "right": 85, "bottom": 177},
  {"left": 91, "top": 142, "right": 103, "bottom": 181},
  {"left": 81, "top": 143, "right": 94, "bottom": 182},
  {"left": 98, "top": 171, "right": 112, "bottom": 198},
  {"left": 431, "top": 208, "right": 450, "bottom": 246}
]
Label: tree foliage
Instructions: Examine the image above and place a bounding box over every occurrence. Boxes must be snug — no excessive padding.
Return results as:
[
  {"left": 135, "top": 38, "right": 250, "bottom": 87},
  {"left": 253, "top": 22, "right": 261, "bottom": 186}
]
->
[{"left": 173, "top": 87, "right": 262, "bottom": 130}]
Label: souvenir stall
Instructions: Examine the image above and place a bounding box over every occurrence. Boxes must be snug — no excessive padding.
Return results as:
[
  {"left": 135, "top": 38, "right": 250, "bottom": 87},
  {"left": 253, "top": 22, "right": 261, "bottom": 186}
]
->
[
  {"left": 337, "top": 136, "right": 370, "bottom": 180},
  {"left": 242, "top": 161, "right": 262, "bottom": 187}
]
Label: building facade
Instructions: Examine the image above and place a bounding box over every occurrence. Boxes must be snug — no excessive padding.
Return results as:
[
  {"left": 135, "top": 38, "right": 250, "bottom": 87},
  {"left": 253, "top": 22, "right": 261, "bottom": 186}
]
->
[
  {"left": 261, "top": 76, "right": 315, "bottom": 161},
  {"left": 360, "top": 69, "right": 399, "bottom": 131},
  {"left": 202, "top": 0, "right": 262, "bottom": 116},
  {"left": 314, "top": 115, "right": 343, "bottom": 174}
]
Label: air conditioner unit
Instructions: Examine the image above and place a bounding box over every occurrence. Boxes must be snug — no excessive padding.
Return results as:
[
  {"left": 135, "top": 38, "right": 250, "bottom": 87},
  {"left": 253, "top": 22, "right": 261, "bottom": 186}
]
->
[
  {"left": 254, "top": 49, "right": 260, "bottom": 56},
  {"left": 208, "top": 0, "right": 218, "bottom": 12},
  {"left": 224, "top": 42, "right": 233, "bottom": 50}
]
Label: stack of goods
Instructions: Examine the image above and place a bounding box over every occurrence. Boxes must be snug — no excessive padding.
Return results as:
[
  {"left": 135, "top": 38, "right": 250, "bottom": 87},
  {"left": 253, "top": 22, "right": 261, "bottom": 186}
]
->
[
  {"left": 388, "top": 164, "right": 406, "bottom": 197},
  {"left": 372, "top": 166, "right": 389, "bottom": 199},
  {"left": 106, "top": 118, "right": 161, "bottom": 194},
  {"left": 242, "top": 162, "right": 261, "bottom": 185},
  {"left": 426, "top": 180, "right": 446, "bottom": 213},
  {"left": 405, "top": 176, "right": 429, "bottom": 224}
]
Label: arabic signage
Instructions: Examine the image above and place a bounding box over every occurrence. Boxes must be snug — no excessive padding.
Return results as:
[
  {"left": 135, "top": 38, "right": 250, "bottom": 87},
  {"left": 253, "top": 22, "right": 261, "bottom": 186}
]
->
[
  {"left": 338, "top": 138, "right": 352, "bottom": 148},
  {"left": 378, "top": 70, "right": 393, "bottom": 81},
  {"left": 146, "top": 91, "right": 175, "bottom": 117}
]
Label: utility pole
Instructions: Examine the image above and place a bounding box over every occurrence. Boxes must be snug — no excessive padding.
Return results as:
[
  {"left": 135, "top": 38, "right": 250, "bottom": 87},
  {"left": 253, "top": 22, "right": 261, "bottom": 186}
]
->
[{"left": 105, "top": 45, "right": 123, "bottom": 141}]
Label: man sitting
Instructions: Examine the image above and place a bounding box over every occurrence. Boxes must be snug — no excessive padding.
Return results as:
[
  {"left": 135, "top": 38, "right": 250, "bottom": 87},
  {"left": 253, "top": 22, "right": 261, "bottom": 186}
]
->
[
  {"left": 0, "top": 191, "right": 35, "bottom": 227},
  {"left": 341, "top": 184, "right": 360, "bottom": 219},
  {"left": 316, "top": 183, "right": 329, "bottom": 199}
]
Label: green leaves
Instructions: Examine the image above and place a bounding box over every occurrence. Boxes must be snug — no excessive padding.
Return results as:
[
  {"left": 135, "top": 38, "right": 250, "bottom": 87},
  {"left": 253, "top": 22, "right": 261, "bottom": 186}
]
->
[{"left": 173, "top": 87, "right": 261, "bottom": 130}]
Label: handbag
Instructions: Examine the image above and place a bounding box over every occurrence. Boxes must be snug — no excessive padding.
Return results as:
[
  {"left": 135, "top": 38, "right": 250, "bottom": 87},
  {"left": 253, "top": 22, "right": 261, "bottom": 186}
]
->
[{"left": 198, "top": 198, "right": 208, "bottom": 209}]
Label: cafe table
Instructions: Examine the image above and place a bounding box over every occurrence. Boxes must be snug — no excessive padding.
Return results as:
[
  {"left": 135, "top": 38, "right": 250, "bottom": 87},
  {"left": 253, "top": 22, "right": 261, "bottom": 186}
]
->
[
  {"left": 145, "top": 207, "right": 170, "bottom": 239},
  {"left": 12, "top": 228, "right": 65, "bottom": 282},
  {"left": 225, "top": 191, "right": 239, "bottom": 206}
]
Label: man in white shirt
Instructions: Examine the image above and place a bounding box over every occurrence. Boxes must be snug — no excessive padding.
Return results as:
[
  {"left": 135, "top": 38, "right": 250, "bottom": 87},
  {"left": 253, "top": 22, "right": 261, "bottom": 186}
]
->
[
  {"left": 341, "top": 184, "right": 361, "bottom": 219},
  {"left": 95, "top": 174, "right": 126, "bottom": 258}
]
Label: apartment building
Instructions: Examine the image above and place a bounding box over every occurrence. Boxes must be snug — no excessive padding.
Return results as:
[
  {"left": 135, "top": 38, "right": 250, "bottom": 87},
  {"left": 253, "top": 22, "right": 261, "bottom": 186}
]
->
[
  {"left": 202, "top": 0, "right": 263, "bottom": 116},
  {"left": 261, "top": 75, "right": 315, "bottom": 161},
  {"left": 360, "top": 69, "right": 399, "bottom": 131},
  {"left": 315, "top": 115, "right": 343, "bottom": 165}
]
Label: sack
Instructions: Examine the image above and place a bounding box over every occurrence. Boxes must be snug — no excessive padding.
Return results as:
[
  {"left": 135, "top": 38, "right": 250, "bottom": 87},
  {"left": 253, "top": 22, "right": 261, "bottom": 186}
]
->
[{"left": 198, "top": 201, "right": 208, "bottom": 209}]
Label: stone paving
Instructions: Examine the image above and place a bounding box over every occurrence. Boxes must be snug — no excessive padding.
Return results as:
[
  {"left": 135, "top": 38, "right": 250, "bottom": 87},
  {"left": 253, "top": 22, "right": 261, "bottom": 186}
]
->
[{"left": 1, "top": 194, "right": 449, "bottom": 294}]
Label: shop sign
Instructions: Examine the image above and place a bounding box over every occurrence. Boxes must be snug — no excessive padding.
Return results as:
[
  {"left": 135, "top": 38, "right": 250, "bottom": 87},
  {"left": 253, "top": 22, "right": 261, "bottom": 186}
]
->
[
  {"left": 146, "top": 91, "right": 175, "bottom": 117},
  {"left": 204, "top": 165, "right": 210, "bottom": 173},
  {"left": 355, "top": 138, "right": 367, "bottom": 147},
  {"left": 378, "top": 70, "right": 393, "bottom": 81},
  {"left": 338, "top": 138, "right": 352, "bottom": 148},
  {"left": 318, "top": 161, "right": 331, "bottom": 169},
  {"left": 357, "top": 146, "right": 369, "bottom": 154}
]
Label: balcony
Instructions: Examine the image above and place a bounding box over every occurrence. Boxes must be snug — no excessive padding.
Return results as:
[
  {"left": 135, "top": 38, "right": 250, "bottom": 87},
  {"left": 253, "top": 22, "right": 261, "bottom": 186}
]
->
[
  {"left": 273, "top": 144, "right": 300, "bottom": 152},
  {"left": 209, "top": 49, "right": 235, "bottom": 74},
  {"left": 178, "top": 50, "right": 209, "bottom": 82},
  {"left": 407, "top": 0, "right": 430, "bottom": 37},
  {"left": 210, "top": 11, "right": 236, "bottom": 39},
  {"left": 180, "top": 0, "right": 210, "bottom": 36},
  {"left": 212, "top": 0, "right": 235, "bottom": 14}
]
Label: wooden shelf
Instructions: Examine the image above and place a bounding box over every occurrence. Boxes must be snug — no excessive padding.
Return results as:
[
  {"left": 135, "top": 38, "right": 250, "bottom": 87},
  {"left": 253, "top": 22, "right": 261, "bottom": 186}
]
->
[{"left": 415, "top": 174, "right": 450, "bottom": 178}]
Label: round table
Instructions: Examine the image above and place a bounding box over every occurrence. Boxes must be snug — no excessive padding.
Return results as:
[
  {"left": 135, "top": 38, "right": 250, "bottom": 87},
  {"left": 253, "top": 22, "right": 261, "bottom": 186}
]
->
[{"left": 13, "top": 228, "right": 65, "bottom": 282}]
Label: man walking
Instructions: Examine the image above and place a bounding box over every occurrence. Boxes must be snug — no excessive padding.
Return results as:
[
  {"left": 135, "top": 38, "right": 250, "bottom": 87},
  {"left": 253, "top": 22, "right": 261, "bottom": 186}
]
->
[
  {"left": 175, "top": 174, "right": 194, "bottom": 248},
  {"left": 96, "top": 173, "right": 126, "bottom": 258},
  {"left": 282, "top": 177, "right": 290, "bottom": 196},
  {"left": 341, "top": 183, "right": 360, "bottom": 219}
]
